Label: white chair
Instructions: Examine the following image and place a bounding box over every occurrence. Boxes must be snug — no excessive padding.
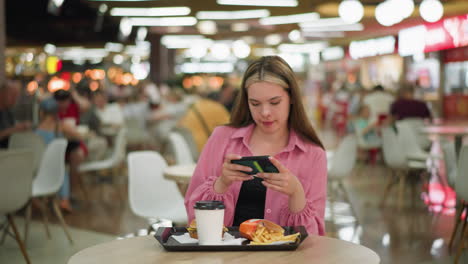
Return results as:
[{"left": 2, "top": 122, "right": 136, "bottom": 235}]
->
[
  {"left": 127, "top": 151, "right": 187, "bottom": 228},
  {"left": 0, "top": 149, "right": 34, "bottom": 264},
  {"left": 380, "top": 127, "right": 427, "bottom": 210},
  {"left": 9, "top": 131, "right": 46, "bottom": 174},
  {"left": 396, "top": 121, "right": 430, "bottom": 161},
  {"left": 23, "top": 139, "right": 72, "bottom": 244},
  {"left": 400, "top": 118, "right": 432, "bottom": 150},
  {"left": 79, "top": 128, "right": 127, "bottom": 200},
  {"left": 167, "top": 131, "right": 195, "bottom": 164},
  {"left": 327, "top": 135, "right": 359, "bottom": 225},
  {"left": 454, "top": 145, "right": 468, "bottom": 263},
  {"left": 440, "top": 138, "right": 457, "bottom": 189}
]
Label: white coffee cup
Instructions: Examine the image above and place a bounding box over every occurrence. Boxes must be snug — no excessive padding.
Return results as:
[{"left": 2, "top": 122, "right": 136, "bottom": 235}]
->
[{"left": 194, "top": 200, "right": 225, "bottom": 245}]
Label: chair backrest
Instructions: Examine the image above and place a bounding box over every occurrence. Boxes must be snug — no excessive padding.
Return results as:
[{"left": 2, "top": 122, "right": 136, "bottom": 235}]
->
[
  {"left": 0, "top": 149, "right": 34, "bottom": 214},
  {"left": 33, "top": 139, "right": 68, "bottom": 196},
  {"left": 127, "top": 151, "right": 186, "bottom": 222},
  {"left": 396, "top": 121, "right": 427, "bottom": 160},
  {"left": 9, "top": 131, "right": 46, "bottom": 173},
  {"left": 440, "top": 138, "right": 457, "bottom": 188},
  {"left": 381, "top": 127, "right": 407, "bottom": 169},
  {"left": 398, "top": 118, "right": 431, "bottom": 150},
  {"left": 110, "top": 128, "right": 127, "bottom": 165},
  {"left": 328, "top": 135, "right": 358, "bottom": 179},
  {"left": 167, "top": 131, "right": 194, "bottom": 164},
  {"left": 456, "top": 145, "right": 468, "bottom": 201}
]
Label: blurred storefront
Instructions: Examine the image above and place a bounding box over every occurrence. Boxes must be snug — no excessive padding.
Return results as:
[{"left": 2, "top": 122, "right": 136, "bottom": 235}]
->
[
  {"left": 443, "top": 46, "right": 468, "bottom": 120},
  {"left": 349, "top": 35, "right": 403, "bottom": 92},
  {"left": 399, "top": 14, "right": 468, "bottom": 120}
]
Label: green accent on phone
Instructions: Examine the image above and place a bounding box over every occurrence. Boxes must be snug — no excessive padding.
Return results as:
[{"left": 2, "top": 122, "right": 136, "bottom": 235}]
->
[{"left": 253, "top": 161, "right": 263, "bottom": 173}]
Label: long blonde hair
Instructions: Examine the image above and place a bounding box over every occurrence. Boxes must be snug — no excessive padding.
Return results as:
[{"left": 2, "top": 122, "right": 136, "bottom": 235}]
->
[{"left": 229, "top": 56, "right": 324, "bottom": 149}]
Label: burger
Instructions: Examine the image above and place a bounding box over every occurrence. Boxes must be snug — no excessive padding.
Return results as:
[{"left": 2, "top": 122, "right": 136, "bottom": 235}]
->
[
  {"left": 187, "top": 219, "right": 229, "bottom": 239},
  {"left": 187, "top": 219, "right": 199, "bottom": 239},
  {"left": 239, "top": 219, "right": 285, "bottom": 241}
]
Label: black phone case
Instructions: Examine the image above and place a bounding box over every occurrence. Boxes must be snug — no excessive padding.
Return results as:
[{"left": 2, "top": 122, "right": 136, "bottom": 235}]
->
[{"left": 231, "top": 156, "right": 279, "bottom": 175}]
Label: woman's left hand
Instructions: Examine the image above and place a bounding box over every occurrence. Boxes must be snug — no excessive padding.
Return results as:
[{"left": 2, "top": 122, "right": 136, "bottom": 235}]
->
[{"left": 256, "top": 156, "right": 300, "bottom": 196}]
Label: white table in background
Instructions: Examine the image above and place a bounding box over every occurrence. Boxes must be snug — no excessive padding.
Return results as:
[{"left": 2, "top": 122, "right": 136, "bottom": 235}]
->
[{"left": 163, "top": 163, "right": 196, "bottom": 196}]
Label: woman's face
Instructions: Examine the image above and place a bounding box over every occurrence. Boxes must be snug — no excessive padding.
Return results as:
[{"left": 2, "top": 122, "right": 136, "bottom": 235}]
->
[{"left": 247, "top": 81, "right": 290, "bottom": 134}]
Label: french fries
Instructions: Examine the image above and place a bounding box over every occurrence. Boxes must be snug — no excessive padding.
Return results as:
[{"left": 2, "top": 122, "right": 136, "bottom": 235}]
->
[
  {"left": 249, "top": 225, "right": 300, "bottom": 245},
  {"left": 239, "top": 219, "right": 300, "bottom": 245}
]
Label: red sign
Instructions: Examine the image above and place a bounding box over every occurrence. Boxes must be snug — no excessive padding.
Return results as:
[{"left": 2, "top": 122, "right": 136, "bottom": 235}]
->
[
  {"left": 424, "top": 14, "right": 468, "bottom": 53},
  {"left": 443, "top": 46, "right": 468, "bottom": 63},
  {"left": 399, "top": 14, "right": 468, "bottom": 56}
]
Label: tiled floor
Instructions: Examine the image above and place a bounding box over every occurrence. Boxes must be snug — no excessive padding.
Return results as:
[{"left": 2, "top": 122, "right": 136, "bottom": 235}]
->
[{"left": 1, "top": 128, "right": 467, "bottom": 263}]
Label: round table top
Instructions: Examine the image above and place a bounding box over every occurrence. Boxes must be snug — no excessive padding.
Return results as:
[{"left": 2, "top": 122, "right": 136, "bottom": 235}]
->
[
  {"left": 163, "top": 163, "right": 196, "bottom": 183},
  {"left": 421, "top": 125, "right": 468, "bottom": 135},
  {"left": 68, "top": 235, "right": 380, "bottom": 264}
]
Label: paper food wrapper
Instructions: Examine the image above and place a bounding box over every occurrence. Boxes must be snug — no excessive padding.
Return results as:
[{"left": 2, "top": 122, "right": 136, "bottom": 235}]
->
[{"left": 171, "top": 232, "right": 247, "bottom": 245}]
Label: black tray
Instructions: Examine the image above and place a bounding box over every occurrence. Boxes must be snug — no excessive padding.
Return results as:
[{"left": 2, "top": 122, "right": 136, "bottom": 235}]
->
[{"left": 154, "top": 226, "right": 308, "bottom": 251}]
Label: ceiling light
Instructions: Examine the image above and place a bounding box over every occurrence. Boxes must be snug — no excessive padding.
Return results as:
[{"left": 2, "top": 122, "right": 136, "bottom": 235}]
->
[
  {"left": 338, "top": 0, "right": 364, "bottom": 24},
  {"left": 420, "top": 0, "right": 444, "bottom": 23},
  {"left": 137, "top": 27, "right": 148, "bottom": 41},
  {"left": 301, "top": 24, "right": 363, "bottom": 32},
  {"left": 129, "top": 17, "right": 197, "bottom": 26},
  {"left": 375, "top": 1, "right": 402, "bottom": 27},
  {"left": 120, "top": 17, "right": 133, "bottom": 37},
  {"left": 300, "top": 17, "right": 354, "bottom": 28},
  {"left": 110, "top": 7, "right": 190, "bottom": 17},
  {"left": 197, "top": 21, "right": 217, "bottom": 35},
  {"left": 231, "top": 23, "right": 249, "bottom": 32},
  {"left": 210, "top": 43, "right": 231, "bottom": 60},
  {"left": 232, "top": 40, "right": 251, "bottom": 59},
  {"left": 105, "top": 42, "right": 123, "bottom": 52},
  {"left": 260, "top": 12, "right": 320, "bottom": 25},
  {"left": 288, "top": 30, "right": 303, "bottom": 42},
  {"left": 161, "top": 35, "right": 212, "bottom": 49},
  {"left": 113, "top": 54, "right": 124, "bottom": 65},
  {"left": 217, "top": 0, "right": 298, "bottom": 7},
  {"left": 186, "top": 45, "right": 208, "bottom": 58},
  {"left": 397, "top": 0, "right": 415, "bottom": 19},
  {"left": 302, "top": 32, "right": 346, "bottom": 38},
  {"left": 265, "top": 34, "right": 282, "bottom": 46},
  {"left": 278, "top": 43, "right": 328, "bottom": 53},
  {"left": 196, "top": 9, "right": 269, "bottom": 20}
]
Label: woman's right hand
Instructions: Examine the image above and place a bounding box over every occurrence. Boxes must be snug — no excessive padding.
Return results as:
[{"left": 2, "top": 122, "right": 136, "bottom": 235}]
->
[{"left": 215, "top": 154, "right": 253, "bottom": 193}]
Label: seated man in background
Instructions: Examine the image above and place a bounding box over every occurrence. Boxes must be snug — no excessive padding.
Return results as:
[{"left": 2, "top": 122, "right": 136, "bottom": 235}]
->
[
  {"left": 390, "top": 85, "right": 432, "bottom": 121},
  {"left": 0, "top": 79, "right": 31, "bottom": 148},
  {"left": 92, "top": 89, "right": 124, "bottom": 136}
]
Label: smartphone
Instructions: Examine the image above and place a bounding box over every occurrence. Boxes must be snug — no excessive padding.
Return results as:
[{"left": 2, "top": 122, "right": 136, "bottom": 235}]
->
[{"left": 231, "top": 155, "right": 279, "bottom": 175}]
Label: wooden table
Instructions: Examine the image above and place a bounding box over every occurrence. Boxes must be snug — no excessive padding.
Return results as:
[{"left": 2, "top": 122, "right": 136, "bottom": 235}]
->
[
  {"left": 68, "top": 235, "right": 380, "bottom": 264},
  {"left": 163, "top": 163, "right": 196, "bottom": 195},
  {"left": 421, "top": 125, "right": 468, "bottom": 157}
]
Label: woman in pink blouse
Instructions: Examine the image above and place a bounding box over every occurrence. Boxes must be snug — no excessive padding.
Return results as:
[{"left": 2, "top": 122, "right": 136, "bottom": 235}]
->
[{"left": 184, "top": 56, "right": 327, "bottom": 236}]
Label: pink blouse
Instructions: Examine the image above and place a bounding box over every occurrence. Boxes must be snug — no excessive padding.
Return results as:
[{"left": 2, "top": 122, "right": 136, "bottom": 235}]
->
[{"left": 184, "top": 124, "right": 327, "bottom": 236}]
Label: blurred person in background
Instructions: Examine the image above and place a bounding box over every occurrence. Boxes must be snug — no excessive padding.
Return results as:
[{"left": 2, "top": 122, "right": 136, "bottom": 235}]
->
[
  {"left": 185, "top": 56, "right": 327, "bottom": 236},
  {"left": 92, "top": 89, "right": 124, "bottom": 135},
  {"left": 0, "top": 79, "right": 31, "bottom": 148},
  {"left": 35, "top": 98, "right": 72, "bottom": 212},
  {"left": 148, "top": 88, "right": 188, "bottom": 150},
  {"left": 54, "top": 89, "right": 89, "bottom": 199},
  {"left": 363, "top": 85, "right": 395, "bottom": 125},
  {"left": 208, "top": 82, "right": 239, "bottom": 112},
  {"left": 353, "top": 104, "right": 381, "bottom": 147},
  {"left": 390, "top": 84, "right": 432, "bottom": 122}
]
